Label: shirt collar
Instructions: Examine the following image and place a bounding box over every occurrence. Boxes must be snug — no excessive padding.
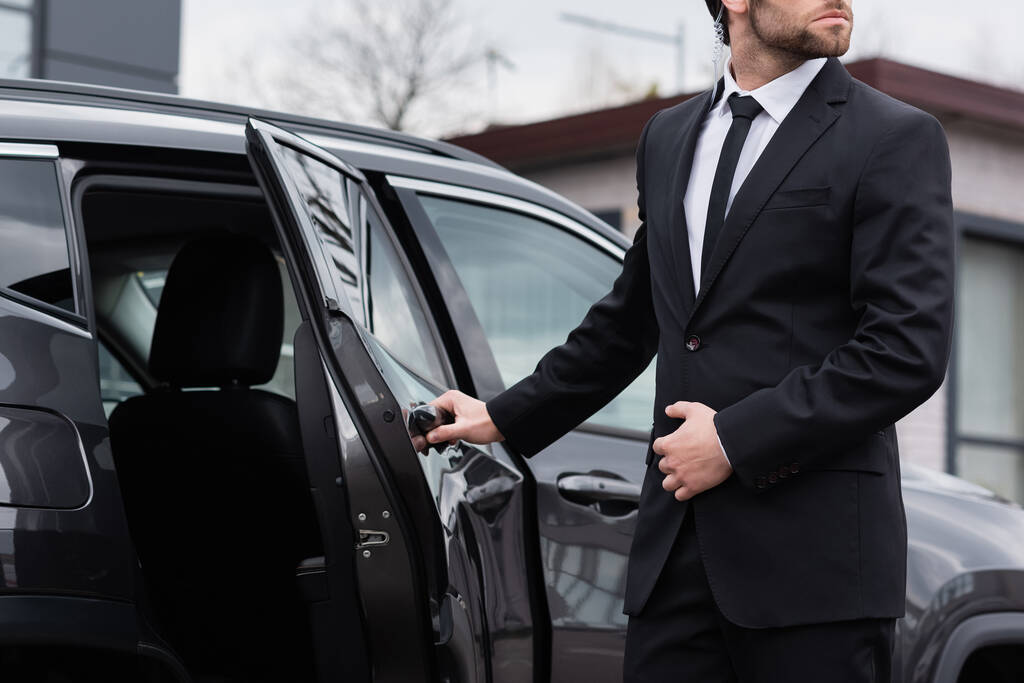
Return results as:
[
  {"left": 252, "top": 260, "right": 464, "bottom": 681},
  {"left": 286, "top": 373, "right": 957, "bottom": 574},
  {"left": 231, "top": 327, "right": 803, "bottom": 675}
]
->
[{"left": 715, "top": 57, "right": 828, "bottom": 125}]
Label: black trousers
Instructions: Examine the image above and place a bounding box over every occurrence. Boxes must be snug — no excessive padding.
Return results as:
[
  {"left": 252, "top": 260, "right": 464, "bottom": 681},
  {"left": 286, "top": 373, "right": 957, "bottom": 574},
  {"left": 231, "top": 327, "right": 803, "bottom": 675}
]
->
[{"left": 623, "top": 506, "right": 896, "bottom": 682}]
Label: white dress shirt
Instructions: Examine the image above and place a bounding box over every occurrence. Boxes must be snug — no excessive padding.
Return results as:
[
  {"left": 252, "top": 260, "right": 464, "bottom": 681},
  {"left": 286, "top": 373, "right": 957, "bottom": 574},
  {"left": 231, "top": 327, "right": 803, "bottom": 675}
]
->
[{"left": 683, "top": 57, "right": 827, "bottom": 465}]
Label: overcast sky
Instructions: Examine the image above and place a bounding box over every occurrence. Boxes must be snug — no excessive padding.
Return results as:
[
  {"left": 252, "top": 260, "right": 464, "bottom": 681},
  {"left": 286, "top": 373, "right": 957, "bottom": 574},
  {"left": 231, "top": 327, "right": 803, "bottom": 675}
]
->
[{"left": 180, "top": 0, "right": 1023, "bottom": 137}]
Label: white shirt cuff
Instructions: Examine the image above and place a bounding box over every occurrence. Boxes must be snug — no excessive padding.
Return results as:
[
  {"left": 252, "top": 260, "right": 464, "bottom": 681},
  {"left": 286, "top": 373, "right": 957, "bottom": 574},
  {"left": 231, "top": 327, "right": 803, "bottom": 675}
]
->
[{"left": 716, "top": 434, "right": 731, "bottom": 467}]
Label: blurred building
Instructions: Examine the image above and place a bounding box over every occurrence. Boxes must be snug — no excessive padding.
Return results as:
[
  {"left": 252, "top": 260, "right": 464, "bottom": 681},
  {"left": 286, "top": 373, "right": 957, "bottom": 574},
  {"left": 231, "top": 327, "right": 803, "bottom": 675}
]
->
[
  {"left": 0, "top": 0, "right": 180, "bottom": 93},
  {"left": 449, "top": 58, "right": 1024, "bottom": 504}
]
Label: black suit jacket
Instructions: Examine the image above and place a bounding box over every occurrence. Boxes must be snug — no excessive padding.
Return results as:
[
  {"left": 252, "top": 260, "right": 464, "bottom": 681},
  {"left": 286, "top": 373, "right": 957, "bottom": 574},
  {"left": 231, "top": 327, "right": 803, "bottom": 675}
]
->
[{"left": 486, "top": 57, "right": 955, "bottom": 628}]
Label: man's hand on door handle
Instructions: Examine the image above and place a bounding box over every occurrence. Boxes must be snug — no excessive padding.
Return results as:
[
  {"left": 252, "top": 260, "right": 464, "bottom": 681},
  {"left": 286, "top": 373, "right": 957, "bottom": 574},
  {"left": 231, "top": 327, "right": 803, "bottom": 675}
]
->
[{"left": 426, "top": 390, "right": 505, "bottom": 447}]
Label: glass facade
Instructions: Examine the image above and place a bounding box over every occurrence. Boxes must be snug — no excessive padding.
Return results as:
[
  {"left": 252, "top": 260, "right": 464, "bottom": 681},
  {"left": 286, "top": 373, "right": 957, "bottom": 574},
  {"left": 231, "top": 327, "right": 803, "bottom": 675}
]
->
[
  {"left": 0, "top": 2, "right": 33, "bottom": 79},
  {"left": 0, "top": 1, "right": 179, "bottom": 93}
]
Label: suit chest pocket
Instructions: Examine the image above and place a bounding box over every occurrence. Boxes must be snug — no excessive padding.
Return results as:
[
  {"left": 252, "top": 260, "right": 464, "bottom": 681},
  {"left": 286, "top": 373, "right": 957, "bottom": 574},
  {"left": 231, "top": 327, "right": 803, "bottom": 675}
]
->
[{"left": 762, "top": 185, "right": 832, "bottom": 211}]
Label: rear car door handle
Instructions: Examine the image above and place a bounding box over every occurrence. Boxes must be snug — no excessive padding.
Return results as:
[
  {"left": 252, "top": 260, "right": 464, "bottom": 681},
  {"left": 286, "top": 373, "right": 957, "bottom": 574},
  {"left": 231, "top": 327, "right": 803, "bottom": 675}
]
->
[{"left": 557, "top": 474, "right": 641, "bottom": 504}]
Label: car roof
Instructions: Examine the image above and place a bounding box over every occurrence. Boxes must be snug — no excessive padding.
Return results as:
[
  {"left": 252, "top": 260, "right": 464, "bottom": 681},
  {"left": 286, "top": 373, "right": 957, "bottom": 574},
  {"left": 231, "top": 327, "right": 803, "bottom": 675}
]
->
[
  {"left": 0, "top": 78, "right": 627, "bottom": 248},
  {"left": 0, "top": 77, "right": 494, "bottom": 163}
]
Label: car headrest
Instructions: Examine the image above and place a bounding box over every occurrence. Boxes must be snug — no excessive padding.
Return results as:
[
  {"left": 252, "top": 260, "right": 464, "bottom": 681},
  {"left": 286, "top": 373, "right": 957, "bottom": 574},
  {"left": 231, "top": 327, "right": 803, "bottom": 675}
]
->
[{"left": 149, "top": 235, "right": 284, "bottom": 388}]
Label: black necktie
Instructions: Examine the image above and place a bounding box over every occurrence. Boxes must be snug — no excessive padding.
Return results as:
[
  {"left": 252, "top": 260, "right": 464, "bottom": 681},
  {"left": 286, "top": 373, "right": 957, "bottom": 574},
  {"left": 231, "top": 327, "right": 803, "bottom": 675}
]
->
[{"left": 701, "top": 93, "right": 764, "bottom": 277}]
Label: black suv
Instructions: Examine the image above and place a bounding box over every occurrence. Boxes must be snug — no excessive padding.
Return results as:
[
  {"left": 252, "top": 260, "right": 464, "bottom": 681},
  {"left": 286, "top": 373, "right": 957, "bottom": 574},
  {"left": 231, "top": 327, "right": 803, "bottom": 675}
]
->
[{"left": 0, "top": 79, "right": 1022, "bottom": 683}]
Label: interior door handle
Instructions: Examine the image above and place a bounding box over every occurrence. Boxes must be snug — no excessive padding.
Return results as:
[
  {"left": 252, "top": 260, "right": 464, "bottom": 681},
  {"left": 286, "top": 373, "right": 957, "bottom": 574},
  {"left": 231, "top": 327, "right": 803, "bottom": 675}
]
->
[{"left": 557, "top": 474, "right": 641, "bottom": 504}]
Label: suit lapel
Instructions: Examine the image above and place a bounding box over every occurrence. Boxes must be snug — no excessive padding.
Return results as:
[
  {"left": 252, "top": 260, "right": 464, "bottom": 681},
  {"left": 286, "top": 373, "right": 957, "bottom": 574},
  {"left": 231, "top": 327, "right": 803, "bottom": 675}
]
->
[
  {"left": 688, "top": 58, "right": 851, "bottom": 321},
  {"left": 667, "top": 87, "right": 717, "bottom": 308}
]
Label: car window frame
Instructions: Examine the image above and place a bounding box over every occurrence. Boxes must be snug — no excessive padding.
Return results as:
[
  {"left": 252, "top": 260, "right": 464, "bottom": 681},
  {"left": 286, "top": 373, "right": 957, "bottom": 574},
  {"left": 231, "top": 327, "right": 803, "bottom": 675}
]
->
[
  {"left": 390, "top": 177, "right": 626, "bottom": 260},
  {"left": 385, "top": 175, "right": 652, "bottom": 443},
  {"left": 69, "top": 173, "right": 271, "bottom": 339}
]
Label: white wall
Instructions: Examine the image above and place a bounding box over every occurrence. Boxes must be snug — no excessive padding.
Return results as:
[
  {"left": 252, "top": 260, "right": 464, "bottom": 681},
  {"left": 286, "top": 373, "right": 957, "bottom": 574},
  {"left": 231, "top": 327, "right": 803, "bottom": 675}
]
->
[
  {"left": 944, "top": 119, "right": 1024, "bottom": 225},
  {"left": 897, "top": 377, "right": 948, "bottom": 472},
  {"left": 526, "top": 156, "right": 639, "bottom": 234}
]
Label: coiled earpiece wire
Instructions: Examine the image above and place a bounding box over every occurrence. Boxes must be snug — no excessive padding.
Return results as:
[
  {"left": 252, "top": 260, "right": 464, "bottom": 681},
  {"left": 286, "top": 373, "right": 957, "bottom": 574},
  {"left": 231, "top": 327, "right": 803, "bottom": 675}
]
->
[{"left": 710, "top": 5, "right": 726, "bottom": 105}]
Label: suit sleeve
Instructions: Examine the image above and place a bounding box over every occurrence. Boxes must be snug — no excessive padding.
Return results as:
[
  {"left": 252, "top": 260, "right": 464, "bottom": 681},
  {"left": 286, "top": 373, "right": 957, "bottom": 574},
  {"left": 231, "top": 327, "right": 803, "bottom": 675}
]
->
[
  {"left": 484, "top": 113, "right": 662, "bottom": 457},
  {"left": 713, "top": 110, "right": 955, "bottom": 488}
]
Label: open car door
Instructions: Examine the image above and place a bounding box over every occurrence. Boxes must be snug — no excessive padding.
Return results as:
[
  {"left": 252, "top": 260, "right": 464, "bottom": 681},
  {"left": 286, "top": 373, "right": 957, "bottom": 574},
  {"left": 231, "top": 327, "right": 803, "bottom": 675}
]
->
[{"left": 244, "top": 119, "right": 537, "bottom": 683}]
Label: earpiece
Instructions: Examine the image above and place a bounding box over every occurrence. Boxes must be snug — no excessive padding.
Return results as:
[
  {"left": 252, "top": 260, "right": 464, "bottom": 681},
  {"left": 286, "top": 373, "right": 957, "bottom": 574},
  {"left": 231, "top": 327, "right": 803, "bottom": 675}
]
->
[{"left": 710, "top": 5, "right": 726, "bottom": 105}]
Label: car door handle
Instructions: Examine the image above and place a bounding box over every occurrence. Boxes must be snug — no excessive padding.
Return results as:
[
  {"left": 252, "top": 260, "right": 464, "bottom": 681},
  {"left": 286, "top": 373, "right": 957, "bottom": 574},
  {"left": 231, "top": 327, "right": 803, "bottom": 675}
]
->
[
  {"left": 408, "top": 402, "right": 455, "bottom": 454},
  {"left": 409, "top": 402, "right": 454, "bottom": 434},
  {"left": 557, "top": 474, "right": 641, "bottom": 504}
]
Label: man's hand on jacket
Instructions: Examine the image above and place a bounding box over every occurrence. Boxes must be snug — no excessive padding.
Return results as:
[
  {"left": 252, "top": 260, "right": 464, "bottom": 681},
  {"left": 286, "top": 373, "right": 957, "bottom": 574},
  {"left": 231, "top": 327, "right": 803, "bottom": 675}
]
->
[
  {"left": 655, "top": 401, "right": 733, "bottom": 501},
  {"left": 426, "top": 390, "right": 505, "bottom": 446}
]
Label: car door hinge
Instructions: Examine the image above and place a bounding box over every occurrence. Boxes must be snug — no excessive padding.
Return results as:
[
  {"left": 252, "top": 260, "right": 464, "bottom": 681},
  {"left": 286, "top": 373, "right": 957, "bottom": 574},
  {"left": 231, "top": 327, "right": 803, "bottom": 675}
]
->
[{"left": 355, "top": 529, "right": 390, "bottom": 549}]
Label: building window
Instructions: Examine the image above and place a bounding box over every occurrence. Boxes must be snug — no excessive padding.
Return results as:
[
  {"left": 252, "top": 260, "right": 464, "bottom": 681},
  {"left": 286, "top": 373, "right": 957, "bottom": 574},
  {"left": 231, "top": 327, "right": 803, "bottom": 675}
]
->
[
  {"left": 955, "top": 230, "right": 1024, "bottom": 503},
  {"left": 0, "top": 1, "right": 34, "bottom": 79}
]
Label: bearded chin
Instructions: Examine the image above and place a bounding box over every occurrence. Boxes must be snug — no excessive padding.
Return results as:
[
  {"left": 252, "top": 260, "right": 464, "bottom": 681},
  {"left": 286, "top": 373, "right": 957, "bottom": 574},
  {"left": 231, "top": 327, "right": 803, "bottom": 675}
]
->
[
  {"left": 790, "top": 29, "right": 850, "bottom": 59},
  {"left": 750, "top": 11, "right": 852, "bottom": 59}
]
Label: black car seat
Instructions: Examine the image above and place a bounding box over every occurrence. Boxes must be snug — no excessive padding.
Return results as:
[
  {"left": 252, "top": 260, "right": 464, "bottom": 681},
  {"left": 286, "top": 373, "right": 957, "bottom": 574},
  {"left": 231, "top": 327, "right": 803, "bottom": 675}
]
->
[{"left": 109, "top": 235, "right": 321, "bottom": 682}]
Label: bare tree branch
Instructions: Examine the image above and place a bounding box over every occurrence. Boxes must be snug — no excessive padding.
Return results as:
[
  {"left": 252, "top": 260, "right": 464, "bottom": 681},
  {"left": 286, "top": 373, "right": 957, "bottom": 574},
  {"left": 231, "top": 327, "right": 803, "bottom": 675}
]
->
[
  {"left": 283, "top": 0, "right": 485, "bottom": 132},
  {"left": 193, "top": 0, "right": 486, "bottom": 137}
]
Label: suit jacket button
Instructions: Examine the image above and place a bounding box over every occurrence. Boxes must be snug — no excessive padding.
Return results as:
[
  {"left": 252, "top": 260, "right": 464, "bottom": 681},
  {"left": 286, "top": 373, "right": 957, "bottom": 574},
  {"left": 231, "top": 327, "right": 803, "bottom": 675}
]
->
[
  {"left": 685, "top": 335, "right": 701, "bottom": 352},
  {"left": 755, "top": 476, "right": 767, "bottom": 489},
  {"left": 790, "top": 461, "right": 800, "bottom": 474},
  {"left": 768, "top": 472, "right": 779, "bottom": 484}
]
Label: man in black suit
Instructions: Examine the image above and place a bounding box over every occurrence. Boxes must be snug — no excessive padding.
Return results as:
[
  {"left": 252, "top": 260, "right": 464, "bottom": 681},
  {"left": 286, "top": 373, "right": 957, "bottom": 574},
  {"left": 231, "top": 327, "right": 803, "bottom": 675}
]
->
[{"left": 427, "top": 0, "right": 954, "bottom": 680}]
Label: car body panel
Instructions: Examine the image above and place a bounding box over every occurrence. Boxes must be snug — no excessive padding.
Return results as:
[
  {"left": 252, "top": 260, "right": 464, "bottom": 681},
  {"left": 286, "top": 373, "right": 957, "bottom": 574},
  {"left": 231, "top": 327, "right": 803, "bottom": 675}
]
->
[
  {"left": 529, "top": 431, "right": 647, "bottom": 681},
  {"left": 0, "top": 221, "right": 134, "bottom": 604},
  {"left": 0, "top": 404, "right": 91, "bottom": 509}
]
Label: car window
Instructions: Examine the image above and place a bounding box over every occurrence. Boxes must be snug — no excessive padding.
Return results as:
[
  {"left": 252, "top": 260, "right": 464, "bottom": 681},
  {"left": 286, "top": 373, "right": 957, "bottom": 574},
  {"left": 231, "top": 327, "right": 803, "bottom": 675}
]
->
[
  {"left": 0, "top": 158, "right": 76, "bottom": 313},
  {"left": 418, "top": 194, "right": 655, "bottom": 433},
  {"left": 100, "top": 260, "right": 301, "bottom": 400},
  {"left": 98, "top": 342, "right": 143, "bottom": 417},
  {"left": 261, "top": 255, "right": 302, "bottom": 399},
  {"left": 136, "top": 269, "right": 165, "bottom": 306},
  {"left": 364, "top": 207, "right": 447, "bottom": 385},
  {"left": 276, "top": 145, "right": 447, "bottom": 386},
  {"left": 277, "top": 145, "right": 363, "bottom": 315},
  {"left": 361, "top": 332, "right": 459, "bottom": 512}
]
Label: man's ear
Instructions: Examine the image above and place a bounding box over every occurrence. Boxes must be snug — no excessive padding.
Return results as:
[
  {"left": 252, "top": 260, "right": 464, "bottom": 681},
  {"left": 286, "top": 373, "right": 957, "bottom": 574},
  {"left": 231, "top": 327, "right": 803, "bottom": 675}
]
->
[{"left": 720, "top": 0, "right": 748, "bottom": 17}]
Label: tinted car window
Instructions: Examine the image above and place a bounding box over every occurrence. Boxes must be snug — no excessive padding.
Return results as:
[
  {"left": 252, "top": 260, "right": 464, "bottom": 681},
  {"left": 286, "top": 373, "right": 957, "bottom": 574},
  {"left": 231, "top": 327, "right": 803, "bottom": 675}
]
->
[
  {"left": 419, "top": 195, "right": 655, "bottom": 433},
  {"left": 97, "top": 342, "right": 143, "bottom": 417},
  {"left": 277, "top": 146, "right": 446, "bottom": 386},
  {"left": 99, "top": 263, "right": 301, "bottom": 400},
  {"left": 363, "top": 332, "right": 458, "bottom": 511},
  {"left": 0, "top": 158, "right": 75, "bottom": 312},
  {"left": 365, "top": 207, "right": 446, "bottom": 386},
  {"left": 278, "top": 145, "right": 363, "bottom": 314}
]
